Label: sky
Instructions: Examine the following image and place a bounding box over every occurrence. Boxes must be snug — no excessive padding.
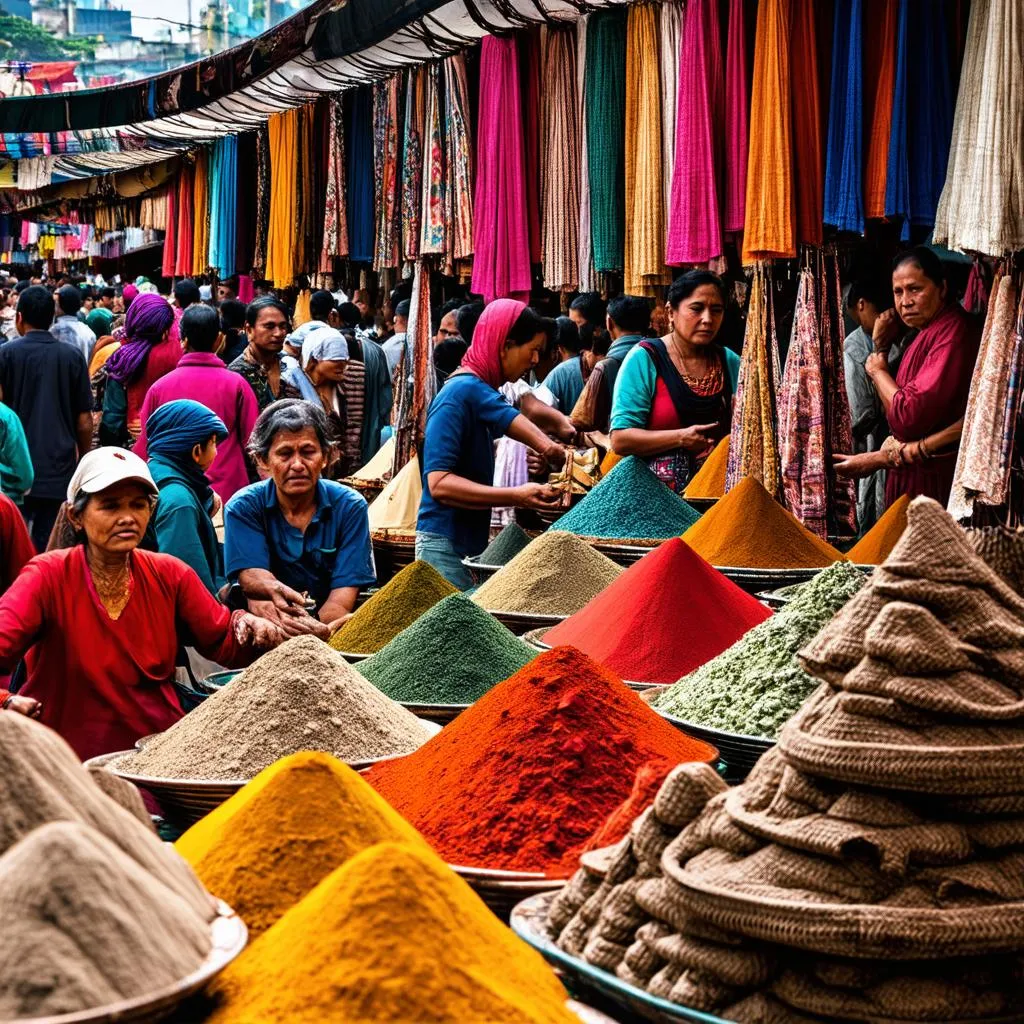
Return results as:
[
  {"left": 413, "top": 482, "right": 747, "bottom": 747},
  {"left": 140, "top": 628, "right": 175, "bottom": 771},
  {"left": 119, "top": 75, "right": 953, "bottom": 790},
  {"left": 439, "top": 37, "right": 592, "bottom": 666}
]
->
[{"left": 115, "top": 1, "right": 198, "bottom": 43}]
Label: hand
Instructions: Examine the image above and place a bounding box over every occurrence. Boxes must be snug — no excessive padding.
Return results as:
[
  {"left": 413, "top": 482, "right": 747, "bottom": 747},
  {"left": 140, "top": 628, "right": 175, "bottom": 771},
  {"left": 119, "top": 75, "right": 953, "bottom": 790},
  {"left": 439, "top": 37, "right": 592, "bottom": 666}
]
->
[
  {"left": 676, "top": 423, "right": 719, "bottom": 453},
  {"left": 872, "top": 309, "right": 899, "bottom": 350},
  {"left": 864, "top": 351, "right": 889, "bottom": 377},
  {"left": 234, "top": 612, "right": 286, "bottom": 649},
  {"left": 553, "top": 416, "right": 578, "bottom": 444},
  {"left": 526, "top": 449, "right": 547, "bottom": 478},
  {"left": 832, "top": 451, "right": 887, "bottom": 478},
  {"left": 3, "top": 694, "right": 41, "bottom": 718},
  {"left": 325, "top": 613, "right": 351, "bottom": 635},
  {"left": 515, "top": 482, "right": 564, "bottom": 511},
  {"left": 246, "top": 599, "right": 326, "bottom": 639},
  {"left": 543, "top": 442, "right": 568, "bottom": 469},
  {"left": 268, "top": 581, "right": 308, "bottom": 615}
]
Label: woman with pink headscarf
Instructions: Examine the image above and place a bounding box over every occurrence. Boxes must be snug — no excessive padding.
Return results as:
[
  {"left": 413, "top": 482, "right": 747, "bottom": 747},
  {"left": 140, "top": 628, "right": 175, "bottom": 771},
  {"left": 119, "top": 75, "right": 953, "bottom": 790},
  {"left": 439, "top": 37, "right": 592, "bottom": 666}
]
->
[{"left": 416, "top": 298, "right": 568, "bottom": 588}]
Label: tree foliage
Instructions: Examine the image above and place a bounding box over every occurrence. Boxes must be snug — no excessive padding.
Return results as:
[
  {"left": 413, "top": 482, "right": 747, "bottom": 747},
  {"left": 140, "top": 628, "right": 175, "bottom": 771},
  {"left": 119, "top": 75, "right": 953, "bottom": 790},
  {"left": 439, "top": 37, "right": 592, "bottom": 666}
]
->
[{"left": 0, "top": 13, "right": 97, "bottom": 62}]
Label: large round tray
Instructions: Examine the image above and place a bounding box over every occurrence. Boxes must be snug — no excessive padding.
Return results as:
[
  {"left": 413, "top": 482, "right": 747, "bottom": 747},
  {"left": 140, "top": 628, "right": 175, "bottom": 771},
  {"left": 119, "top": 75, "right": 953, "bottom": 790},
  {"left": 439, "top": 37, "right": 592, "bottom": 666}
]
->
[
  {"left": 588, "top": 539, "right": 659, "bottom": 567},
  {"left": 713, "top": 564, "right": 827, "bottom": 596},
  {"left": 86, "top": 719, "right": 443, "bottom": 826},
  {"left": 511, "top": 891, "right": 732, "bottom": 1024},
  {"left": 462, "top": 554, "right": 505, "bottom": 586},
  {"left": 485, "top": 608, "right": 567, "bottom": 635},
  {"left": 451, "top": 862, "right": 566, "bottom": 921},
  {"left": 401, "top": 701, "right": 469, "bottom": 725},
  {"left": 19, "top": 899, "right": 247, "bottom": 1024}
]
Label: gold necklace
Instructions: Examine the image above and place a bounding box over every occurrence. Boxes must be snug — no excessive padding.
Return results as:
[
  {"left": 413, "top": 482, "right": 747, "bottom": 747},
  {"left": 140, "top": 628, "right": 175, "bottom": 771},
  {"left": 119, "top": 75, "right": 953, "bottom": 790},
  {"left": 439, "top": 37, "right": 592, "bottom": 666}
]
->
[{"left": 89, "top": 554, "right": 133, "bottom": 620}]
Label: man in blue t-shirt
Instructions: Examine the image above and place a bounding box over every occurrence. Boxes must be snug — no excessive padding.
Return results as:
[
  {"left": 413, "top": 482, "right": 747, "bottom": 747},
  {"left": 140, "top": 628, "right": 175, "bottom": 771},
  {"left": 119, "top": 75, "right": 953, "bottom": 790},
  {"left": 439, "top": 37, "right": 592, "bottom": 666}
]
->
[{"left": 224, "top": 399, "right": 376, "bottom": 636}]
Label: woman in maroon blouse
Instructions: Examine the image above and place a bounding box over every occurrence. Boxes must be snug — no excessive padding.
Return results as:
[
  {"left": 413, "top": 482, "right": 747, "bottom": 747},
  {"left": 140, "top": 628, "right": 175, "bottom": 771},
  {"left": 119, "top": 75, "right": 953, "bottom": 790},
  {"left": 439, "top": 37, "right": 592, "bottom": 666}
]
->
[{"left": 835, "top": 247, "right": 981, "bottom": 509}]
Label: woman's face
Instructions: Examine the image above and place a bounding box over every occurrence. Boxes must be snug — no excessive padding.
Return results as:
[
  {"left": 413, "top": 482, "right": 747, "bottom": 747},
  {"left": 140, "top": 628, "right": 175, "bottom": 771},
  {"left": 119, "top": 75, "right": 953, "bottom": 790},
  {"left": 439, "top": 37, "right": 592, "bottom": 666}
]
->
[
  {"left": 892, "top": 263, "right": 946, "bottom": 329},
  {"left": 668, "top": 285, "right": 725, "bottom": 347},
  {"left": 261, "top": 427, "right": 326, "bottom": 499},
  {"left": 500, "top": 332, "right": 546, "bottom": 382},
  {"left": 72, "top": 482, "right": 152, "bottom": 555}
]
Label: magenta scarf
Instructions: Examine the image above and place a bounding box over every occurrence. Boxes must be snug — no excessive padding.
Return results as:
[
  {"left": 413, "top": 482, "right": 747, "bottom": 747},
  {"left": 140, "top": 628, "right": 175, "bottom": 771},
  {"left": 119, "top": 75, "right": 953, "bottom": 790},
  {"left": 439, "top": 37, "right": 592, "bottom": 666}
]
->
[{"left": 457, "top": 298, "right": 526, "bottom": 390}]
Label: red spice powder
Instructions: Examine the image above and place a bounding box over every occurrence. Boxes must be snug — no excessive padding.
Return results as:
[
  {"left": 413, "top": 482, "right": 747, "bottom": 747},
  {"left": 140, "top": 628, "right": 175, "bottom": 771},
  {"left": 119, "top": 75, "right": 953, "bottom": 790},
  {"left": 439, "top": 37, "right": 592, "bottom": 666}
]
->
[
  {"left": 366, "top": 646, "right": 718, "bottom": 877},
  {"left": 582, "top": 757, "right": 676, "bottom": 853},
  {"left": 542, "top": 538, "right": 772, "bottom": 684}
]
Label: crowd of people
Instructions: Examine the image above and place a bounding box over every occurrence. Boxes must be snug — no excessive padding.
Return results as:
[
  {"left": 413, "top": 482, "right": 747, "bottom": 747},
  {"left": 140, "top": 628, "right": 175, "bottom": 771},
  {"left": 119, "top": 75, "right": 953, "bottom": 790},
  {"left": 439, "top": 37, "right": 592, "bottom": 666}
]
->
[{"left": 0, "top": 246, "right": 986, "bottom": 765}]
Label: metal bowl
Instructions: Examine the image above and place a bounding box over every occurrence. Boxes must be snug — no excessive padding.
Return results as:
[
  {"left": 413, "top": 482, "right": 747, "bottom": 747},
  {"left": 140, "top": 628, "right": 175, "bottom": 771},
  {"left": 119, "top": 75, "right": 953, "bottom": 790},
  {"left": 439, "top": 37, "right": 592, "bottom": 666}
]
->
[
  {"left": 587, "top": 539, "right": 660, "bottom": 567},
  {"left": 400, "top": 701, "right": 469, "bottom": 725},
  {"left": 485, "top": 608, "right": 567, "bottom": 636},
  {"left": 86, "top": 719, "right": 443, "bottom": 827},
  {"left": 371, "top": 531, "right": 416, "bottom": 584},
  {"left": 713, "top": 564, "right": 828, "bottom": 596},
  {"left": 461, "top": 554, "right": 505, "bottom": 586},
  {"left": 683, "top": 497, "right": 718, "bottom": 513},
  {"left": 18, "top": 900, "right": 247, "bottom": 1024}
]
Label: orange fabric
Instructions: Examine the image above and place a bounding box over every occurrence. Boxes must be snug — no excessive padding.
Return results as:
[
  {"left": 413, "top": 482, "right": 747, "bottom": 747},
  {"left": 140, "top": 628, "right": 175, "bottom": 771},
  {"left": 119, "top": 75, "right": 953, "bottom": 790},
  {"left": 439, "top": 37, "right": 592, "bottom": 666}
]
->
[
  {"left": 742, "top": 0, "right": 794, "bottom": 263},
  {"left": 863, "top": 0, "right": 899, "bottom": 219},
  {"left": 790, "top": 0, "right": 824, "bottom": 246}
]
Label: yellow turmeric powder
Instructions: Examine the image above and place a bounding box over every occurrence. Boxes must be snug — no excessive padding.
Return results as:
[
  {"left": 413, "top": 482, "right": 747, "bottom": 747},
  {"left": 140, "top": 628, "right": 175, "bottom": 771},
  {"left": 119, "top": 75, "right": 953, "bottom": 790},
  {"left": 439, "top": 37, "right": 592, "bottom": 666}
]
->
[
  {"left": 600, "top": 449, "right": 622, "bottom": 476},
  {"left": 848, "top": 494, "right": 910, "bottom": 564},
  {"left": 684, "top": 434, "right": 730, "bottom": 500},
  {"left": 175, "top": 752, "right": 432, "bottom": 938},
  {"left": 205, "top": 842, "right": 579, "bottom": 1024}
]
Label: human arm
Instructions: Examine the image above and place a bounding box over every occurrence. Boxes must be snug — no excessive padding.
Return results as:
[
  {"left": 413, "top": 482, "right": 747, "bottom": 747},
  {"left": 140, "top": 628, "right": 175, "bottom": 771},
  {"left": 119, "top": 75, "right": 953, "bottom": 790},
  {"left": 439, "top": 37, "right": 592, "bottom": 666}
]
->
[
  {"left": 505, "top": 413, "right": 566, "bottom": 465},
  {"left": 0, "top": 410, "right": 33, "bottom": 499},
  {"left": 318, "top": 587, "right": 359, "bottom": 631},
  {"left": 427, "top": 471, "right": 561, "bottom": 511},
  {"left": 0, "top": 558, "right": 49, "bottom": 672},
  {"left": 844, "top": 343, "right": 884, "bottom": 445},
  {"left": 519, "top": 391, "right": 577, "bottom": 443},
  {"left": 865, "top": 352, "right": 899, "bottom": 417},
  {"left": 833, "top": 418, "right": 965, "bottom": 478},
  {"left": 1, "top": 692, "right": 41, "bottom": 717}
]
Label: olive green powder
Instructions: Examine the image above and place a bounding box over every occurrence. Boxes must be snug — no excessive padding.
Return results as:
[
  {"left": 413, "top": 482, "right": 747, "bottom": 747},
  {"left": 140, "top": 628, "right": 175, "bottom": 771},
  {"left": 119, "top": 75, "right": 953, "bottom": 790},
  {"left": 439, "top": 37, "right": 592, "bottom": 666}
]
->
[
  {"left": 652, "top": 562, "right": 867, "bottom": 738},
  {"left": 479, "top": 523, "right": 533, "bottom": 566}
]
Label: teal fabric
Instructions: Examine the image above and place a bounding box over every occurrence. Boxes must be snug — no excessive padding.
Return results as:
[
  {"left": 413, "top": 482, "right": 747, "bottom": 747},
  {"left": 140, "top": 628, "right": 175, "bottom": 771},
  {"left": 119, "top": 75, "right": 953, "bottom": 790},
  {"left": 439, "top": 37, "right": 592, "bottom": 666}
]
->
[
  {"left": 149, "top": 454, "right": 224, "bottom": 595},
  {"left": 99, "top": 377, "right": 129, "bottom": 446},
  {"left": 611, "top": 345, "right": 739, "bottom": 432},
  {"left": 0, "top": 401, "right": 32, "bottom": 503},
  {"left": 544, "top": 355, "right": 586, "bottom": 413}
]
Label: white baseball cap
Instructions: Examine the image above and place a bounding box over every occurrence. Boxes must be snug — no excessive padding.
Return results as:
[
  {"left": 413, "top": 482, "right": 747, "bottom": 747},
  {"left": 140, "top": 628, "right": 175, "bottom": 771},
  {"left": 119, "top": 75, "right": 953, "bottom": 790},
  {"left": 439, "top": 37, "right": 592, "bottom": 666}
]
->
[{"left": 67, "top": 447, "right": 158, "bottom": 503}]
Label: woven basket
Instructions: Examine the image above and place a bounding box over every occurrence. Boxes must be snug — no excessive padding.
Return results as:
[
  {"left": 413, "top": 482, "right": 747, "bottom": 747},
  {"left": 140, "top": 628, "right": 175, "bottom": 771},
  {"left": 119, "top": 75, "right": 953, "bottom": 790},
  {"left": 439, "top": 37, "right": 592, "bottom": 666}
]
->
[
  {"left": 339, "top": 476, "right": 386, "bottom": 506},
  {"left": 371, "top": 530, "right": 416, "bottom": 584}
]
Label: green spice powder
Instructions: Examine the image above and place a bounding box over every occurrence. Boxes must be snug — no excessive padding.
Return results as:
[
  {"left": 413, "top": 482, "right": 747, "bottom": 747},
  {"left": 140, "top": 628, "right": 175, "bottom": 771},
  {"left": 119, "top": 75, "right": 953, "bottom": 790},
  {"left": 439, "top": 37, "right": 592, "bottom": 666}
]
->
[
  {"left": 479, "top": 523, "right": 533, "bottom": 566},
  {"left": 358, "top": 593, "right": 535, "bottom": 704},
  {"left": 555, "top": 456, "right": 701, "bottom": 541},
  {"left": 329, "top": 560, "right": 457, "bottom": 654},
  {"left": 652, "top": 562, "right": 867, "bottom": 738}
]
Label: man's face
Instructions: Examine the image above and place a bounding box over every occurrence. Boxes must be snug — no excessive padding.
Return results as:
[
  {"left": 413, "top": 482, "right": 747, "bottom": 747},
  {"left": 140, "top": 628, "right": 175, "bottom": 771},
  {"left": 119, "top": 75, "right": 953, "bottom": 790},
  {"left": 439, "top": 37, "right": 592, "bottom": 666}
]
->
[
  {"left": 218, "top": 284, "right": 234, "bottom": 302},
  {"left": 247, "top": 306, "right": 288, "bottom": 354}
]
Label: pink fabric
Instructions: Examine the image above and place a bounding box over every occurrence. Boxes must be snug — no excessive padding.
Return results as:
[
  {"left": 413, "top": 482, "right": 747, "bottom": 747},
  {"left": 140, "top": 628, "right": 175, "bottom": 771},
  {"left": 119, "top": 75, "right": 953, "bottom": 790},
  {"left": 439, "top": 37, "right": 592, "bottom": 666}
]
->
[
  {"left": 470, "top": 37, "right": 531, "bottom": 304},
  {"left": 122, "top": 284, "right": 139, "bottom": 309},
  {"left": 237, "top": 275, "right": 255, "bottom": 304},
  {"left": 724, "top": 0, "right": 749, "bottom": 233},
  {"left": 666, "top": 0, "right": 724, "bottom": 264},
  {"left": 133, "top": 352, "right": 259, "bottom": 502},
  {"left": 648, "top": 376, "right": 683, "bottom": 431},
  {"left": 458, "top": 298, "right": 527, "bottom": 390},
  {"left": 126, "top": 334, "right": 183, "bottom": 433}
]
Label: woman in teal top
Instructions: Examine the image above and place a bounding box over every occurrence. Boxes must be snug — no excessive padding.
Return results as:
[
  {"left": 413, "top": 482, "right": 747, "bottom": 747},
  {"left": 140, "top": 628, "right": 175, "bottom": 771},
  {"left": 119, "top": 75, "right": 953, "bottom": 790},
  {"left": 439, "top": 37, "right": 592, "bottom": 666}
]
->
[
  {"left": 146, "top": 399, "right": 227, "bottom": 595},
  {"left": 610, "top": 271, "right": 739, "bottom": 492}
]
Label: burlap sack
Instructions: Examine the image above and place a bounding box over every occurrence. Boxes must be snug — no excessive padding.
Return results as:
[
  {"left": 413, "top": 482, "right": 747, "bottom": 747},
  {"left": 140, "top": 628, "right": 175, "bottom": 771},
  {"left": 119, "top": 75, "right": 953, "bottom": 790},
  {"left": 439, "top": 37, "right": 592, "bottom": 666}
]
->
[
  {"left": 581, "top": 932, "right": 630, "bottom": 972},
  {"left": 722, "top": 992, "right": 820, "bottom": 1024},
  {"left": 651, "top": 930, "right": 776, "bottom": 988},
  {"left": 555, "top": 913, "right": 591, "bottom": 956},
  {"left": 631, "top": 806, "right": 676, "bottom": 867},
  {"left": 645, "top": 961, "right": 683, "bottom": 999},
  {"left": 545, "top": 867, "right": 602, "bottom": 938},
  {"left": 652, "top": 761, "right": 729, "bottom": 828},
  {"left": 967, "top": 525, "right": 1024, "bottom": 595},
  {"left": 591, "top": 878, "right": 650, "bottom": 943},
  {"left": 617, "top": 921, "right": 669, "bottom": 983},
  {"left": 668, "top": 968, "right": 742, "bottom": 1012},
  {"left": 665, "top": 791, "right": 764, "bottom": 866}
]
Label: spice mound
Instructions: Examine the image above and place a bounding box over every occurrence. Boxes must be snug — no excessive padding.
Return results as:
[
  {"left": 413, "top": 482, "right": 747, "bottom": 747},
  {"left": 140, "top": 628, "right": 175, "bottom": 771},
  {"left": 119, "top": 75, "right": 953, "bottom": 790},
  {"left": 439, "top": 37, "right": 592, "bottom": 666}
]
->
[
  {"left": 329, "top": 559, "right": 456, "bottom": 654},
  {"left": 204, "top": 842, "right": 578, "bottom": 1024},
  {"left": 682, "top": 476, "right": 844, "bottom": 568},
  {"left": 359, "top": 592, "right": 534, "bottom": 704},
  {"left": 471, "top": 530, "right": 621, "bottom": 615},
  {"left": 555, "top": 455, "right": 702, "bottom": 541},
  {"left": 684, "top": 434, "right": 730, "bottom": 500},
  {"left": 368, "top": 646, "right": 718, "bottom": 876},
  {"left": 0, "top": 820, "right": 213, "bottom": 1020},
  {"left": 652, "top": 561, "right": 866, "bottom": 737},
  {"left": 176, "top": 751, "right": 432, "bottom": 938},
  {"left": 544, "top": 538, "right": 771, "bottom": 683},
  {"left": 118, "top": 636, "right": 431, "bottom": 781},
  {"left": 368, "top": 454, "right": 420, "bottom": 533},
  {"left": 479, "top": 521, "right": 533, "bottom": 565},
  {"left": 847, "top": 493, "right": 910, "bottom": 564}
]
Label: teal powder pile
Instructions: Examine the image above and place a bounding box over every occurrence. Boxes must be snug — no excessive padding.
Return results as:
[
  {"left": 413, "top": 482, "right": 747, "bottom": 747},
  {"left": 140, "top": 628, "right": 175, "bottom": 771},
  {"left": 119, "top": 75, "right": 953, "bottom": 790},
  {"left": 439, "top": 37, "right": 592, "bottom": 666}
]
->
[
  {"left": 479, "top": 523, "right": 533, "bottom": 566},
  {"left": 652, "top": 562, "right": 867, "bottom": 737},
  {"left": 555, "top": 456, "right": 701, "bottom": 541},
  {"left": 358, "top": 593, "right": 535, "bottom": 705}
]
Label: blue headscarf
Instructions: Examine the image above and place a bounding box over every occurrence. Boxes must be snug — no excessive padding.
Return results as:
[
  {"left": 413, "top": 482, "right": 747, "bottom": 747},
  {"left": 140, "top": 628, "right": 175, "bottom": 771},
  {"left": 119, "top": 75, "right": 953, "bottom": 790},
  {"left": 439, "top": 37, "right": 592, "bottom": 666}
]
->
[{"left": 146, "top": 400, "right": 227, "bottom": 458}]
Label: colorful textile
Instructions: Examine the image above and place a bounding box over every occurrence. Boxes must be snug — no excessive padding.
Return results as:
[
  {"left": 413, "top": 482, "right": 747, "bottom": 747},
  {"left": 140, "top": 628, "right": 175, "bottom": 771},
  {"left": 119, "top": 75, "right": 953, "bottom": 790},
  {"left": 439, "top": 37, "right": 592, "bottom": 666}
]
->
[
  {"left": 208, "top": 134, "right": 237, "bottom": 277},
  {"left": 443, "top": 54, "right": 474, "bottom": 264},
  {"left": 997, "top": 293, "right": 1024, "bottom": 496},
  {"left": 576, "top": 16, "right": 594, "bottom": 292},
  {"left": 659, "top": 2, "right": 682, "bottom": 219},
  {"left": 161, "top": 174, "right": 177, "bottom": 278},
  {"left": 253, "top": 126, "right": 271, "bottom": 275},
  {"left": 864, "top": 0, "right": 898, "bottom": 220},
  {"left": 266, "top": 109, "right": 298, "bottom": 288},
  {"left": 419, "top": 65, "right": 445, "bottom": 257},
  {"left": 320, "top": 97, "right": 348, "bottom": 269},
  {"left": 742, "top": 0, "right": 794, "bottom": 262},
  {"left": 666, "top": 0, "right": 722, "bottom": 264},
  {"left": 373, "top": 78, "right": 401, "bottom": 271},
  {"left": 401, "top": 68, "right": 425, "bottom": 263},
  {"left": 723, "top": 0, "right": 748, "bottom": 235},
  {"left": 174, "top": 161, "right": 194, "bottom": 277},
  {"left": 824, "top": 0, "right": 865, "bottom": 233},
  {"left": 459, "top": 298, "right": 526, "bottom": 391},
  {"left": 345, "top": 86, "right": 375, "bottom": 264},
  {"left": 471, "top": 37, "right": 531, "bottom": 304},
  {"left": 624, "top": 3, "right": 669, "bottom": 295},
  {"left": 585, "top": 9, "right": 627, "bottom": 273},
  {"left": 520, "top": 28, "right": 544, "bottom": 266},
  {"left": 192, "top": 148, "right": 209, "bottom": 277}
]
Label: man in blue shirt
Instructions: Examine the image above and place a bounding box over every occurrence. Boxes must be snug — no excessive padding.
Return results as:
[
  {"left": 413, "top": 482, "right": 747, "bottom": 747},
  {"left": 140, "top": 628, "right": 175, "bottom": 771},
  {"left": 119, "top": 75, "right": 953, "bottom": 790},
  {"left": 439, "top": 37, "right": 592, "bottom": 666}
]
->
[{"left": 224, "top": 399, "right": 375, "bottom": 637}]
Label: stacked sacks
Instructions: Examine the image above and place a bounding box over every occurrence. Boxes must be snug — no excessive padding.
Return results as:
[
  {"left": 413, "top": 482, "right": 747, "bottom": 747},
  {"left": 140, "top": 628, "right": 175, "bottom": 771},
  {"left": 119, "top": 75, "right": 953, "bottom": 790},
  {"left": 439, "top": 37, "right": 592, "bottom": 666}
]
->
[{"left": 551, "top": 498, "right": 1024, "bottom": 1022}]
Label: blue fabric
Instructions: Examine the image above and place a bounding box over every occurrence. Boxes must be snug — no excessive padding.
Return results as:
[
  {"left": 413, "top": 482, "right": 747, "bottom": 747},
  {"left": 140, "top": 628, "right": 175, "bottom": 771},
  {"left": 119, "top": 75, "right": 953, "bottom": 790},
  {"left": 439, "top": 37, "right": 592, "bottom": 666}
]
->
[
  {"left": 415, "top": 531, "right": 474, "bottom": 590},
  {"left": 208, "top": 135, "right": 237, "bottom": 277},
  {"left": 0, "top": 400, "right": 33, "bottom": 503},
  {"left": 345, "top": 86, "right": 375, "bottom": 264},
  {"left": 885, "top": 0, "right": 911, "bottom": 239},
  {"left": 824, "top": 0, "right": 864, "bottom": 234},
  {"left": 417, "top": 373, "right": 519, "bottom": 558},
  {"left": 224, "top": 478, "right": 376, "bottom": 607},
  {"left": 282, "top": 356, "right": 319, "bottom": 402},
  {"left": 145, "top": 399, "right": 228, "bottom": 457},
  {"left": 544, "top": 355, "right": 587, "bottom": 413}
]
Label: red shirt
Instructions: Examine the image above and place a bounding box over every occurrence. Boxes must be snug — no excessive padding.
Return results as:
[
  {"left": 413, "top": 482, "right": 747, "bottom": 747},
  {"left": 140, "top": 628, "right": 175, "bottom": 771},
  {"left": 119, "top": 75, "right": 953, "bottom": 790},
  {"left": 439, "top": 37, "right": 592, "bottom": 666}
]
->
[
  {"left": 0, "top": 492, "right": 34, "bottom": 593},
  {"left": 0, "top": 546, "right": 250, "bottom": 762}
]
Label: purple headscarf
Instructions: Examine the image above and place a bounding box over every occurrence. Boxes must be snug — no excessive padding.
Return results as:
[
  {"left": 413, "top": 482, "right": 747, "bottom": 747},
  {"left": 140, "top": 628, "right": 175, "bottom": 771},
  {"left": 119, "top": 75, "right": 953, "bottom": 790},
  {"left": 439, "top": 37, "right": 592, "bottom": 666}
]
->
[{"left": 103, "top": 293, "right": 174, "bottom": 384}]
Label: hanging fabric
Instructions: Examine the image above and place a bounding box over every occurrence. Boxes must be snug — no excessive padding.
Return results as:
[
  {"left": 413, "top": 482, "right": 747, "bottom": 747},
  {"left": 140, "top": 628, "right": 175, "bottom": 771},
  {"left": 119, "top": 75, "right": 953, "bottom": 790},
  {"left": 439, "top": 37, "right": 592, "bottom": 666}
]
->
[
  {"left": 541, "top": 26, "right": 580, "bottom": 292},
  {"left": 949, "top": 270, "right": 1019, "bottom": 518},
  {"left": 401, "top": 68, "right": 426, "bottom": 264},
  {"left": 471, "top": 35, "right": 531, "bottom": 304},
  {"left": 659, "top": 1, "right": 682, "bottom": 220},
  {"left": 665, "top": 0, "right": 723, "bottom": 265},
  {"left": 963, "top": 259, "right": 992, "bottom": 317},
  {"left": 824, "top": 0, "right": 864, "bottom": 233},
  {"left": 443, "top": 53, "right": 474, "bottom": 266},
  {"left": 863, "top": 0, "right": 898, "bottom": 220},
  {"left": 161, "top": 174, "right": 177, "bottom": 279},
  {"left": 742, "top": 0, "right": 795, "bottom": 262},
  {"left": 726, "top": 261, "right": 782, "bottom": 494},
  {"left": 576, "top": 16, "right": 595, "bottom": 292},
  {"left": 790, "top": 0, "right": 824, "bottom": 246},
  {"left": 723, "top": 0, "right": 749, "bottom": 235},
  {"left": 320, "top": 97, "right": 348, "bottom": 271},
  {"left": 208, "top": 134, "right": 237, "bottom": 278},
  {"left": 345, "top": 86, "right": 375, "bottom": 265},
  {"left": 419, "top": 64, "right": 446, "bottom": 257},
  {"left": 252, "top": 126, "right": 271, "bottom": 277},
  {"left": 624, "top": 3, "right": 669, "bottom": 296},
  {"left": 265, "top": 109, "right": 298, "bottom": 288},
  {"left": 520, "top": 27, "right": 543, "bottom": 266},
  {"left": 191, "top": 148, "right": 209, "bottom": 276},
  {"left": 585, "top": 8, "right": 627, "bottom": 273},
  {"left": 297, "top": 103, "right": 317, "bottom": 278},
  {"left": 392, "top": 258, "right": 434, "bottom": 475},
  {"left": 934, "top": 0, "right": 1022, "bottom": 255},
  {"left": 174, "top": 160, "right": 194, "bottom": 278},
  {"left": 234, "top": 131, "right": 256, "bottom": 277},
  {"left": 373, "top": 77, "right": 401, "bottom": 271}
]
